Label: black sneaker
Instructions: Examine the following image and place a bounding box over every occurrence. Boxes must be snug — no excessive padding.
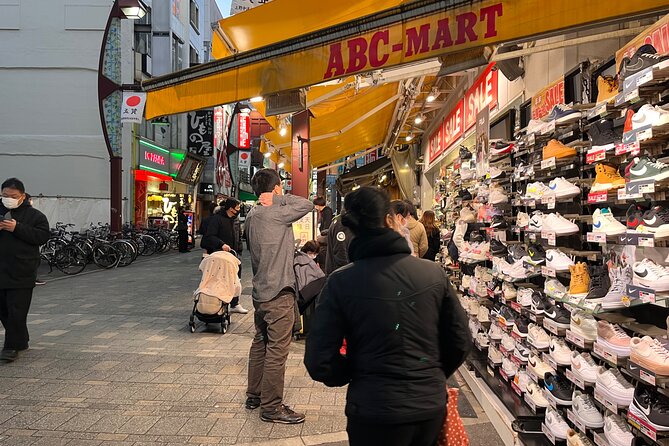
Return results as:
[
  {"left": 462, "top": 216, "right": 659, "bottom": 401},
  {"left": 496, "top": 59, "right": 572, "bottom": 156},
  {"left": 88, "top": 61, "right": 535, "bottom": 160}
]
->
[
  {"left": 531, "top": 291, "right": 550, "bottom": 315},
  {"left": 245, "top": 396, "right": 261, "bottom": 410},
  {"left": 35, "top": 279, "right": 46, "bottom": 286},
  {"left": 631, "top": 385, "right": 669, "bottom": 430},
  {"left": 490, "top": 215, "right": 508, "bottom": 229},
  {"left": 544, "top": 373, "right": 573, "bottom": 406},
  {"left": 640, "top": 206, "right": 669, "bottom": 234},
  {"left": 508, "top": 245, "right": 529, "bottom": 263},
  {"left": 490, "top": 239, "right": 507, "bottom": 256},
  {"left": 0, "top": 349, "right": 18, "bottom": 363},
  {"left": 469, "top": 231, "right": 484, "bottom": 243},
  {"left": 526, "top": 243, "right": 546, "bottom": 265},
  {"left": 544, "top": 305, "right": 571, "bottom": 329},
  {"left": 512, "top": 317, "right": 529, "bottom": 337},
  {"left": 586, "top": 265, "right": 611, "bottom": 300},
  {"left": 260, "top": 405, "right": 306, "bottom": 424},
  {"left": 619, "top": 44, "right": 669, "bottom": 90},
  {"left": 460, "top": 146, "right": 473, "bottom": 160},
  {"left": 587, "top": 118, "right": 622, "bottom": 152},
  {"left": 459, "top": 189, "right": 473, "bottom": 201},
  {"left": 498, "top": 306, "right": 516, "bottom": 327}
]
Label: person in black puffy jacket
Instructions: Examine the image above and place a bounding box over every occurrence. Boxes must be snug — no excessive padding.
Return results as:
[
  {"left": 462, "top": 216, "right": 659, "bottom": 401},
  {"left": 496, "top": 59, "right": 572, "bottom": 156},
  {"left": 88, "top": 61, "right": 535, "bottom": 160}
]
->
[
  {"left": 0, "top": 178, "right": 50, "bottom": 363},
  {"left": 304, "top": 187, "right": 471, "bottom": 446}
]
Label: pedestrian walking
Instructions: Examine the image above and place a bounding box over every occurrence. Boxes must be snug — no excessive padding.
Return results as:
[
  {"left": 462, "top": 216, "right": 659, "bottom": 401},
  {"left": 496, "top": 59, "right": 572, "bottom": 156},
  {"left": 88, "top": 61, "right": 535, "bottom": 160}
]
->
[
  {"left": 202, "top": 198, "right": 248, "bottom": 314},
  {"left": 405, "top": 201, "right": 428, "bottom": 258},
  {"left": 24, "top": 194, "right": 46, "bottom": 286},
  {"left": 244, "top": 168, "right": 313, "bottom": 424},
  {"left": 305, "top": 186, "right": 471, "bottom": 446},
  {"left": 420, "top": 210, "right": 441, "bottom": 261},
  {"left": 389, "top": 200, "right": 414, "bottom": 256},
  {"left": 324, "top": 213, "right": 353, "bottom": 276},
  {"left": 176, "top": 207, "right": 189, "bottom": 253},
  {"left": 0, "top": 178, "right": 50, "bottom": 363},
  {"left": 313, "top": 196, "right": 333, "bottom": 232}
]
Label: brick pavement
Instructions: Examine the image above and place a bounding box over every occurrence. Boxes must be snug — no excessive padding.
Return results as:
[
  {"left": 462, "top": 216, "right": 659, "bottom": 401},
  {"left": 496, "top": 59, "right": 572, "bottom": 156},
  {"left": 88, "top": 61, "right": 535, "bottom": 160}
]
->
[{"left": 0, "top": 250, "right": 503, "bottom": 445}]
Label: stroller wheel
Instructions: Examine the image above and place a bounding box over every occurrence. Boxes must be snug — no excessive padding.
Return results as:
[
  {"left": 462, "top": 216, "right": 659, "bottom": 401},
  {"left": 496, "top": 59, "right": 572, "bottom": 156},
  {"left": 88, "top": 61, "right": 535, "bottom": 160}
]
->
[
  {"left": 221, "top": 319, "right": 229, "bottom": 334},
  {"left": 189, "top": 322, "right": 196, "bottom": 333}
]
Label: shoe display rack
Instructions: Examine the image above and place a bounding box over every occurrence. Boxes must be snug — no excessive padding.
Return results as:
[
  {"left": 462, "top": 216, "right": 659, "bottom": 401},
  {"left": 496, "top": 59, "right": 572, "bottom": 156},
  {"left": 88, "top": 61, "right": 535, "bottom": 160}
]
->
[{"left": 438, "top": 44, "right": 669, "bottom": 446}]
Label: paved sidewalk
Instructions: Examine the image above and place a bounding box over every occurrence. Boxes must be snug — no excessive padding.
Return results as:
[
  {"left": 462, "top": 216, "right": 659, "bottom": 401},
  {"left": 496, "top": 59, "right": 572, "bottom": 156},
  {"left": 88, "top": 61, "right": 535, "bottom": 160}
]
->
[{"left": 0, "top": 250, "right": 503, "bottom": 445}]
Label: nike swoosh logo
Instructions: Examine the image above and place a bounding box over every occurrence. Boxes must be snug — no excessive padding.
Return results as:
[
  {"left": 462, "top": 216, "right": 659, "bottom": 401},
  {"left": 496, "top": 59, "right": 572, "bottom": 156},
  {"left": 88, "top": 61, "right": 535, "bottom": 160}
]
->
[
  {"left": 642, "top": 403, "right": 652, "bottom": 416},
  {"left": 645, "top": 216, "right": 658, "bottom": 225},
  {"left": 631, "top": 166, "right": 648, "bottom": 176},
  {"left": 636, "top": 270, "right": 648, "bottom": 278},
  {"left": 629, "top": 364, "right": 638, "bottom": 371},
  {"left": 546, "top": 255, "right": 554, "bottom": 261},
  {"left": 594, "top": 222, "right": 602, "bottom": 228},
  {"left": 546, "top": 384, "right": 554, "bottom": 391},
  {"left": 549, "top": 184, "right": 557, "bottom": 190},
  {"left": 545, "top": 311, "right": 556, "bottom": 318}
]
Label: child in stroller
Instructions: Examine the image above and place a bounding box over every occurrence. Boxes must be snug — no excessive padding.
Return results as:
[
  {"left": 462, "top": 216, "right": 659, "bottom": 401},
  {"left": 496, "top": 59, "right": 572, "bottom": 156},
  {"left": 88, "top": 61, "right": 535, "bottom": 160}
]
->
[{"left": 189, "top": 250, "right": 242, "bottom": 333}]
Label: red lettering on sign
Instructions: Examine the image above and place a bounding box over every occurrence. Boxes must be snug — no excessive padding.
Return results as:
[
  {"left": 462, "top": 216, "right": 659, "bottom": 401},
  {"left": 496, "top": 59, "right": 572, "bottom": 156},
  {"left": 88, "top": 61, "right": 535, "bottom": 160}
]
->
[
  {"left": 455, "top": 12, "right": 478, "bottom": 45},
  {"left": 324, "top": 43, "right": 345, "bottom": 79},
  {"left": 145, "top": 152, "right": 166, "bottom": 166},
  {"left": 429, "top": 100, "right": 464, "bottom": 164},
  {"left": 405, "top": 24, "right": 430, "bottom": 57},
  {"left": 464, "top": 63, "right": 498, "bottom": 130},
  {"left": 432, "top": 18, "right": 454, "bottom": 51},
  {"left": 480, "top": 4, "right": 503, "bottom": 38},
  {"left": 369, "top": 30, "right": 390, "bottom": 68},
  {"left": 346, "top": 38, "right": 368, "bottom": 74}
]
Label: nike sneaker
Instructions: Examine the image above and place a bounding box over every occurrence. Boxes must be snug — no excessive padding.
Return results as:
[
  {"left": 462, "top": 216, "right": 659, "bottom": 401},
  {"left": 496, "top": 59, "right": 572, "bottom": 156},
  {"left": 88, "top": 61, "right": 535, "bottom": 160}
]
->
[
  {"left": 626, "top": 204, "right": 644, "bottom": 230},
  {"left": 514, "top": 370, "right": 531, "bottom": 393},
  {"left": 512, "top": 317, "right": 529, "bottom": 338},
  {"left": 476, "top": 332, "right": 490, "bottom": 348},
  {"left": 543, "top": 104, "right": 582, "bottom": 124},
  {"left": 527, "top": 211, "right": 545, "bottom": 232},
  {"left": 528, "top": 353, "right": 555, "bottom": 379},
  {"left": 501, "top": 333, "right": 516, "bottom": 352},
  {"left": 597, "top": 321, "right": 631, "bottom": 357},
  {"left": 488, "top": 344, "right": 503, "bottom": 365},
  {"left": 549, "top": 337, "right": 573, "bottom": 365},
  {"left": 601, "top": 268, "right": 627, "bottom": 310},
  {"left": 637, "top": 206, "right": 669, "bottom": 238},
  {"left": 469, "top": 231, "right": 485, "bottom": 243},
  {"left": 632, "top": 103, "right": 669, "bottom": 129},
  {"left": 569, "top": 310, "right": 597, "bottom": 341},
  {"left": 544, "top": 373, "right": 573, "bottom": 406},
  {"left": 572, "top": 390, "right": 604, "bottom": 428},
  {"left": 545, "top": 407, "right": 570, "bottom": 440},
  {"left": 545, "top": 249, "right": 574, "bottom": 272},
  {"left": 567, "top": 429, "right": 595, "bottom": 446},
  {"left": 570, "top": 351, "right": 599, "bottom": 384},
  {"left": 544, "top": 278, "right": 568, "bottom": 299},
  {"left": 633, "top": 258, "right": 669, "bottom": 291},
  {"left": 516, "top": 287, "right": 533, "bottom": 307},
  {"left": 526, "top": 381, "right": 549, "bottom": 407},
  {"left": 507, "top": 244, "right": 530, "bottom": 263},
  {"left": 590, "top": 163, "right": 626, "bottom": 192},
  {"left": 458, "top": 188, "right": 473, "bottom": 201},
  {"left": 488, "top": 187, "right": 508, "bottom": 205},
  {"left": 490, "top": 215, "right": 508, "bottom": 229},
  {"left": 619, "top": 44, "right": 669, "bottom": 87},
  {"left": 490, "top": 238, "right": 508, "bottom": 256},
  {"left": 629, "top": 384, "right": 669, "bottom": 431},
  {"left": 503, "top": 260, "right": 531, "bottom": 280},
  {"left": 629, "top": 156, "right": 669, "bottom": 182},
  {"left": 513, "top": 344, "right": 530, "bottom": 364},
  {"left": 542, "top": 213, "right": 579, "bottom": 235},
  {"left": 588, "top": 116, "right": 621, "bottom": 150},
  {"left": 498, "top": 306, "right": 516, "bottom": 327},
  {"left": 531, "top": 291, "right": 551, "bottom": 315},
  {"left": 524, "top": 182, "right": 550, "bottom": 200},
  {"left": 526, "top": 119, "right": 551, "bottom": 135},
  {"left": 548, "top": 177, "right": 580, "bottom": 199},
  {"left": 543, "top": 139, "right": 577, "bottom": 160},
  {"left": 528, "top": 323, "right": 551, "bottom": 350},
  {"left": 502, "top": 357, "right": 518, "bottom": 377},
  {"left": 489, "top": 166, "right": 505, "bottom": 179},
  {"left": 630, "top": 336, "right": 669, "bottom": 375},
  {"left": 516, "top": 212, "right": 530, "bottom": 229},
  {"left": 477, "top": 306, "right": 490, "bottom": 323},
  {"left": 592, "top": 208, "right": 626, "bottom": 236},
  {"left": 526, "top": 243, "right": 546, "bottom": 266},
  {"left": 502, "top": 282, "right": 517, "bottom": 300},
  {"left": 586, "top": 265, "right": 611, "bottom": 301},
  {"left": 488, "top": 323, "right": 504, "bottom": 341},
  {"left": 568, "top": 263, "right": 590, "bottom": 298},
  {"left": 490, "top": 141, "right": 514, "bottom": 156},
  {"left": 604, "top": 413, "right": 634, "bottom": 446},
  {"left": 595, "top": 367, "right": 634, "bottom": 407},
  {"left": 460, "top": 146, "right": 473, "bottom": 160},
  {"left": 544, "top": 304, "right": 571, "bottom": 329}
]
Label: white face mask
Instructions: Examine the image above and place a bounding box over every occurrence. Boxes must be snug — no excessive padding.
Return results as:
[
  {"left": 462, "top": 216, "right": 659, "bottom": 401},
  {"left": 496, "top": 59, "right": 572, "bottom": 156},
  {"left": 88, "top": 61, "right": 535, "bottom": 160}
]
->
[
  {"left": 308, "top": 253, "right": 317, "bottom": 260},
  {"left": 2, "top": 197, "right": 21, "bottom": 209}
]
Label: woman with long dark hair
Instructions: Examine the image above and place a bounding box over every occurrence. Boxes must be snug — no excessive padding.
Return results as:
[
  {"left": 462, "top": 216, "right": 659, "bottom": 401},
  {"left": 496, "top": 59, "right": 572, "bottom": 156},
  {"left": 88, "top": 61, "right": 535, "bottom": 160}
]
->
[
  {"left": 420, "top": 210, "right": 440, "bottom": 261},
  {"left": 305, "top": 187, "right": 471, "bottom": 446}
]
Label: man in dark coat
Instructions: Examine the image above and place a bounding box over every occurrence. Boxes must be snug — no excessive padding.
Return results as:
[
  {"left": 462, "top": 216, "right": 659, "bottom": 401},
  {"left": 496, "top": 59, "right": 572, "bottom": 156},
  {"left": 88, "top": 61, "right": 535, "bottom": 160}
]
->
[
  {"left": 325, "top": 214, "right": 353, "bottom": 276},
  {"left": 0, "top": 178, "right": 50, "bottom": 362},
  {"left": 313, "top": 197, "right": 333, "bottom": 232},
  {"left": 176, "top": 207, "right": 189, "bottom": 252}
]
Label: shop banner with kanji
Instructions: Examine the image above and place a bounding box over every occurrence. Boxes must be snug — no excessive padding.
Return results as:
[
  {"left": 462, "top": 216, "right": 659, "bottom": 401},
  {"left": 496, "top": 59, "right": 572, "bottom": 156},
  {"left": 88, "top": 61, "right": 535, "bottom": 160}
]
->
[{"left": 121, "top": 92, "right": 146, "bottom": 123}]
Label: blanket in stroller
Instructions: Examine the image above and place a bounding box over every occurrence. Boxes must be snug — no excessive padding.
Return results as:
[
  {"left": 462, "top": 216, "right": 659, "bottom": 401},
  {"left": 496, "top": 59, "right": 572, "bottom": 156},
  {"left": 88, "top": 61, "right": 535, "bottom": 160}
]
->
[{"left": 194, "top": 251, "right": 242, "bottom": 314}]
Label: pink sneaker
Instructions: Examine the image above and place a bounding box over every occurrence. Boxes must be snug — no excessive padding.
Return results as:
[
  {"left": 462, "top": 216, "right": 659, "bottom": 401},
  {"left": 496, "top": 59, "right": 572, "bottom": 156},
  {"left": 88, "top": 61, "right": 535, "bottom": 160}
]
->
[
  {"left": 630, "top": 336, "right": 669, "bottom": 375},
  {"left": 596, "top": 321, "right": 631, "bottom": 357}
]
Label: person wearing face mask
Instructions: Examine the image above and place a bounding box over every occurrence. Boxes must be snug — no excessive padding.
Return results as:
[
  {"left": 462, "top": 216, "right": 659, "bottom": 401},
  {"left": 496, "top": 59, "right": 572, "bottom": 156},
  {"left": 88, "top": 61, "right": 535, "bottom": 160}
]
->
[
  {"left": 299, "top": 240, "right": 320, "bottom": 261},
  {"left": 203, "top": 198, "right": 248, "bottom": 314},
  {"left": 0, "top": 178, "right": 50, "bottom": 363},
  {"left": 389, "top": 200, "right": 414, "bottom": 256}
]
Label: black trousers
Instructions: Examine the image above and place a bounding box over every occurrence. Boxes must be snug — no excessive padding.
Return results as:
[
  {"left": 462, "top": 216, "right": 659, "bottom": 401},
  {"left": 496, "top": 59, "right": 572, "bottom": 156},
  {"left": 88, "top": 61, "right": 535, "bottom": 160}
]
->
[
  {"left": 347, "top": 412, "right": 445, "bottom": 446},
  {"left": 178, "top": 230, "right": 189, "bottom": 252},
  {"left": 0, "top": 288, "right": 33, "bottom": 350}
]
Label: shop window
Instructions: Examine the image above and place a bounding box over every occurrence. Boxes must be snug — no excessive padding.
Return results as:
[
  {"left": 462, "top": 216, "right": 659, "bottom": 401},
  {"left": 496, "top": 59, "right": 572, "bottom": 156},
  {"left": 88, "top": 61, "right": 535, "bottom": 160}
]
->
[
  {"left": 189, "top": 0, "right": 199, "bottom": 33},
  {"left": 189, "top": 45, "right": 199, "bottom": 65},
  {"left": 171, "top": 35, "right": 184, "bottom": 72}
]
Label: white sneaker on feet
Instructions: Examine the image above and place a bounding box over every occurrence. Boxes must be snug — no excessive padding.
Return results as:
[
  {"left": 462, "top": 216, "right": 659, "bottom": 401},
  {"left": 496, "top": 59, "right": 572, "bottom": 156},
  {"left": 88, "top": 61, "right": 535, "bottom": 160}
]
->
[{"left": 230, "top": 304, "right": 249, "bottom": 314}]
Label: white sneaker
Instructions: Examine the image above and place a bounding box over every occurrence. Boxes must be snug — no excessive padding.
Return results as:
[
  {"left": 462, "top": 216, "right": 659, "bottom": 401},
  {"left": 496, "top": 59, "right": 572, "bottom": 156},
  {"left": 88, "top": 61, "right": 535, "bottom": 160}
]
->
[
  {"left": 462, "top": 274, "right": 471, "bottom": 289},
  {"left": 502, "top": 357, "right": 518, "bottom": 377},
  {"left": 595, "top": 367, "right": 634, "bottom": 406},
  {"left": 570, "top": 352, "right": 600, "bottom": 384},
  {"left": 527, "top": 211, "right": 545, "bottom": 232},
  {"left": 488, "top": 344, "right": 503, "bottom": 364},
  {"left": 514, "top": 370, "right": 531, "bottom": 392},
  {"left": 526, "top": 382, "right": 549, "bottom": 407},
  {"left": 570, "top": 310, "right": 598, "bottom": 341},
  {"left": 503, "top": 283, "right": 517, "bottom": 300},
  {"left": 528, "top": 353, "right": 555, "bottom": 378},
  {"left": 528, "top": 323, "right": 551, "bottom": 349},
  {"left": 516, "top": 288, "right": 533, "bottom": 307},
  {"left": 544, "top": 278, "right": 568, "bottom": 299},
  {"left": 504, "top": 261, "right": 530, "bottom": 280},
  {"left": 476, "top": 332, "right": 490, "bottom": 348},
  {"left": 229, "top": 304, "right": 249, "bottom": 314},
  {"left": 548, "top": 177, "right": 581, "bottom": 199},
  {"left": 502, "top": 333, "right": 516, "bottom": 351},
  {"left": 478, "top": 306, "right": 490, "bottom": 323},
  {"left": 468, "top": 299, "right": 480, "bottom": 316},
  {"left": 633, "top": 259, "right": 669, "bottom": 291},
  {"left": 517, "top": 212, "right": 530, "bottom": 228},
  {"left": 527, "top": 119, "right": 551, "bottom": 135},
  {"left": 604, "top": 413, "right": 634, "bottom": 446},
  {"left": 513, "top": 344, "right": 530, "bottom": 363},
  {"left": 545, "top": 407, "right": 570, "bottom": 440},
  {"left": 592, "top": 208, "right": 626, "bottom": 236},
  {"left": 632, "top": 104, "right": 669, "bottom": 129},
  {"left": 545, "top": 249, "right": 574, "bottom": 272},
  {"left": 572, "top": 390, "right": 604, "bottom": 428},
  {"left": 460, "top": 207, "right": 476, "bottom": 223},
  {"left": 543, "top": 213, "right": 579, "bottom": 235},
  {"left": 602, "top": 268, "right": 627, "bottom": 310},
  {"left": 490, "top": 166, "right": 505, "bottom": 179},
  {"left": 468, "top": 242, "right": 490, "bottom": 261},
  {"left": 549, "top": 337, "right": 573, "bottom": 366},
  {"left": 524, "top": 182, "right": 550, "bottom": 200},
  {"left": 489, "top": 187, "right": 508, "bottom": 204},
  {"left": 489, "top": 324, "right": 504, "bottom": 341}
]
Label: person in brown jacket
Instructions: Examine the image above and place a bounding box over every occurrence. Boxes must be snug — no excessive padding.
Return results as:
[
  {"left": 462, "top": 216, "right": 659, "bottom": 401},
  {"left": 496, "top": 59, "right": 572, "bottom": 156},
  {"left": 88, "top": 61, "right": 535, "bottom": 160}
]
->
[{"left": 404, "top": 200, "right": 428, "bottom": 258}]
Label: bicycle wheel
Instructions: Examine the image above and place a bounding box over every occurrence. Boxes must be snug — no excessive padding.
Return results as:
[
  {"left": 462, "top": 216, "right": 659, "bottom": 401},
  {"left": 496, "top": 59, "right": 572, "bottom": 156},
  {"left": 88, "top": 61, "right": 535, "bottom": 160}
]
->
[
  {"left": 55, "top": 245, "right": 87, "bottom": 275},
  {"left": 139, "top": 235, "right": 157, "bottom": 256},
  {"left": 112, "top": 240, "right": 135, "bottom": 267},
  {"left": 41, "top": 237, "right": 66, "bottom": 258},
  {"left": 92, "top": 243, "right": 120, "bottom": 269}
]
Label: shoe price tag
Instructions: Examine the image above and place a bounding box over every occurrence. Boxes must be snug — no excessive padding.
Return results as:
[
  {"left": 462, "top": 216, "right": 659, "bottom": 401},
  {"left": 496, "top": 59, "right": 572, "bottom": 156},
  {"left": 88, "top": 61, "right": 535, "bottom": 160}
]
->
[
  {"left": 541, "top": 230, "right": 557, "bottom": 246},
  {"left": 529, "top": 312, "right": 538, "bottom": 322},
  {"left": 541, "top": 157, "right": 557, "bottom": 170},
  {"left": 593, "top": 432, "right": 610, "bottom": 446},
  {"left": 627, "top": 409, "right": 657, "bottom": 441},
  {"left": 587, "top": 191, "right": 608, "bottom": 204},
  {"left": 510, "top": 380, "right": 523, "bottom": 397},
  {"left": 565, "top": 368, "right": 585, "bottom": 390},
  {"left": 543, "top": 318, "right": 559, "bottom": 336},
  {"left": 593, "top": 342, "right": 618, "bottom": 365},
  {"left": 487, "top": 365, "right": 495, "bottom": 378},
  {"left": 637, "top": 127, "right": 654, "bottom": 142},
  {"left": 626, "top": 179, "right": 654, "bottom": 197},
  {"left": 565, "top": 329, "right": 586, "bottom": 349},
  {"left": 541, "top": 266, "right": 557, "bottom": 278},
  {"left": 586, "top": 148, "right": 607, "bottom": 164},
  {"left": 593, "top": 387, "right": 618, "bottom": 413},
  {"left": 510, "top": 331, "right": 524, "bottom": 343},
  {"left": 638, "top": 234, "right": 655, "bottom": 248},
  {"left": 546, "top": 121, "right": 556, "bottom": 134},
  {"left": 615, "top": 140, "right": 640, "bottom": 156},
  {"left": 528, "top": 232, "right": 537, "bottom": 242},
  {"left": 499, "top": 368, "right": 509, "bottom": 382},
  {"left": 542, "top": 423, "right": 557, "bottom": 444},
  {"left": 542, "top": 194, "right": 556, "bottom": 209},
  {"left": 626, "top": 284, "right": 655, "bottom": 303},
  {"left": 509, "top": 301, "right": 522, "bottom": 314},
  {"left": 624, "top": 87, "right": 640, "bottom": 103},
  {"left": 586, "top": 232, "right": 607, "bottom": 244},
  {"left": 587, "top": 103, "right": 608, "bottom": 120},
  {"left": 640, "top": 368, "right": 657, "bottom": 386},
  {"left": 542, "top": 352, "right": 558, "bottom": 370},
  {"left": 638, "top": 68, "right": 655, "bottom": 86},
  {"left": 567, "top": 409, "right": 587, "bottom": 433},
  {"left": 527, "top": 133, "right": 536, "bottom": 146},
  {"left": 527, "top": 199, "right": 536, "bottom": 208}
]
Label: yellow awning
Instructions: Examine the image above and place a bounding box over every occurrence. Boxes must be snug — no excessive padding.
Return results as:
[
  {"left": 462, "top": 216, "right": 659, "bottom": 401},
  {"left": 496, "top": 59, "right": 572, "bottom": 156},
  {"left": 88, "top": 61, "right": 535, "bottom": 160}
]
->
[{"left": 261, "top": 82, "right": 400, "bottom": 167}]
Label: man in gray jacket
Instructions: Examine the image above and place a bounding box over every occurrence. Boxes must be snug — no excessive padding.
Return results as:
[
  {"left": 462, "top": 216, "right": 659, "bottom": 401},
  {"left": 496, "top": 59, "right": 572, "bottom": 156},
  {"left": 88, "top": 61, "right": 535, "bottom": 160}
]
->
[{"left": 244, "top": 169, "right": 313, "bottom": 424}]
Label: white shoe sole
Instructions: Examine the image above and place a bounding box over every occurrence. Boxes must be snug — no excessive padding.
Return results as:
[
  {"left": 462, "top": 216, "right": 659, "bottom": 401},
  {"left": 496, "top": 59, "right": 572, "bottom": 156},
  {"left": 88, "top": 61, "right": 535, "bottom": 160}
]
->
[
  {"left": 595, "top": 382, "right": 633, "bottom": 407},
  {"left": 629, "top": 402, "right": 669, "bottom": 431},
  {"left": 556, "top": 113, "right": 582, "bottom": 124},
  {"left": 574, "top": 411, "right": 604, "bottom": 429},
  {"left": 601, "top": 297, "right": 625, "bottom": 310},
  {"left": 633, "top": 276, "right": 669, "bottom": 292},
  {"left": 596, "top": 337, "right": 631, "bottom": 357}
]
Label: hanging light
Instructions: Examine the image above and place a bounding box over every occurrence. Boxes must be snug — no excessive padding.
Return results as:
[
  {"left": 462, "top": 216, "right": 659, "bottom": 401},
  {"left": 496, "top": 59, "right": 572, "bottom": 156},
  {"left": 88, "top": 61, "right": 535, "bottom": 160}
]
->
[
  {"left": 278, "top": 162, "right": 285, "bottom": 169},
  {"left": 250, "top": 96, "right": 263, "bottom": 103},
  {"left": 405, "top": 134, "right": 414, "bottom": 142},
  {"left": 264, "top": 151, "right": 272, "bottom": 158},
  {"left": 426, "top": 87, "right": 438, "bottom": 103},
  {"left": 279, "top": 124, "right": 287, "bottom": 137},
  {"left": 119, "top": 0, "right": 147, "bottom": 19},
  {"left": 414, "top": 115, "right": 424, "bottom": 124}
]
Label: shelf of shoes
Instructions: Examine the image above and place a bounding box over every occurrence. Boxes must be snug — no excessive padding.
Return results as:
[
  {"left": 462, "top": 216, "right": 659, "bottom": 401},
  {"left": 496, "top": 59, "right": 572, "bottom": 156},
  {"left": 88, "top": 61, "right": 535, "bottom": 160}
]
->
[{"left": 615, "top": 59, "right": 669, "bottom": 108}]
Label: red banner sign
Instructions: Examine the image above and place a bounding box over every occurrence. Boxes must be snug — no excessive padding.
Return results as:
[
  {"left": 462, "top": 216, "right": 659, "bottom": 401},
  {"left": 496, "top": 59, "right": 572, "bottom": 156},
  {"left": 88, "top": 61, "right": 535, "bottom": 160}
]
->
[
  {"left": 532, "top": 76, "right": 565, "bottom": 120},
  {"left": 429, "top": 100, "right": 464, "bottom": 164},
  {"left": 616, "top": 14, "right": 669, "bottom": 70},
  {"left": 464, "top": 63, "right": 498, "bottom": 130},
  {"left": 238, "top": 114, "right": 250, "bottom": 149}
]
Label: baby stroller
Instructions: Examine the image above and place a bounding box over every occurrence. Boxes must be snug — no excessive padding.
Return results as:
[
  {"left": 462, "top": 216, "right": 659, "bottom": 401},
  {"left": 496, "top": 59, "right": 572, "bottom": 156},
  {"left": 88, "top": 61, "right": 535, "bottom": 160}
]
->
[{"left": 189, "top": 250, "right": 242, "bottom": 334}]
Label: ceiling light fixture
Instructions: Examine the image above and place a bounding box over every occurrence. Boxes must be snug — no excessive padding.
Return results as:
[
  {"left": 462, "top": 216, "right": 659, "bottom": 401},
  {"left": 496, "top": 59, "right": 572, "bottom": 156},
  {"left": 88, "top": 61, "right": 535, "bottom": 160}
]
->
[
  {"left": 414, "top": 115, "right": 424, "bottom": 124},
  {"left": 405, "top": 134, "right": 414, "bottom": 142},
  {"left": 279, "top": 125, "right": 287, "bottom": 137},
  {"left": 278, "top": 162, "right": 285, "bottom": 169},
  {"left": 250, "top": 96, "right": 263, "bottom": 103},
  {"left": 426, "top": 87, "right": 438, "bottom": 103},
  {"left": 264, "top": 151, "right": 272, "bottom": 158}
]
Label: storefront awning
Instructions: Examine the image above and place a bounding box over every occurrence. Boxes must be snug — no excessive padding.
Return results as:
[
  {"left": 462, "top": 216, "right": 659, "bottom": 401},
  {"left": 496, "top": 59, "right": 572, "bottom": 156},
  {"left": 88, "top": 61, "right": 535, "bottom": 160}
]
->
[
  {"left": 143, "top": 0, "right": 669, "bottom": 120},
  {"left": 336, "top": 156, "right": 392, "bottom": 194}
]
